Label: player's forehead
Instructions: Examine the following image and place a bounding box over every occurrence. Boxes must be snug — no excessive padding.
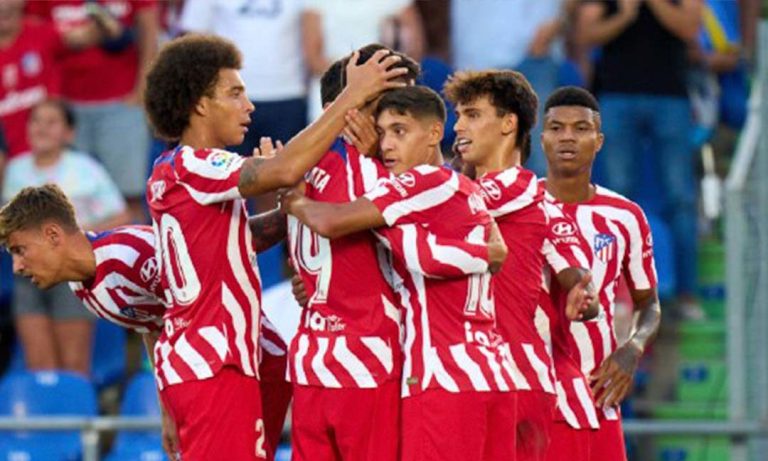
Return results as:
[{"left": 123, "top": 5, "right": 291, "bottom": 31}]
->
[
  {"left": 6, "top": 226, "right": 42, "bottom": 247},
  {"left": 456, "top": 95, "right": 495, "bottom": 112},
  {"left": 212, "top": 68, "right": 246, "bottom": 92},
  {"left": 544, "top": 105, "right": 596, "bottom": 123},
  {"left": 376, "top": 109, "right": 422, "bottom": 129}
]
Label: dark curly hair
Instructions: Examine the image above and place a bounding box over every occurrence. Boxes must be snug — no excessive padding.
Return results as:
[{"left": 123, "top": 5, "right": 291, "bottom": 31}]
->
[
  {"left": 444, "top": 70, "right": 538, "bottom": 163},
  {"left": 144, "top": 34, "right": 242, "bottom": 141},
  {"left": 320, "top": 43, "right": 421, "bottom": 106}
]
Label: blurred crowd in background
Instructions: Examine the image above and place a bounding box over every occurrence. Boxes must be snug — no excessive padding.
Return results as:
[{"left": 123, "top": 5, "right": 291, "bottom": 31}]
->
[{"left": 0, "top": 0, "right": 760, "bottom": 402}]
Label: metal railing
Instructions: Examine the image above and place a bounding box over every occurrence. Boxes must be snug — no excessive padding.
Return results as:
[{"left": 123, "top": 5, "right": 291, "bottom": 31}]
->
[{"left": 723, "top": 19, "right": 768, "bottom": 461}]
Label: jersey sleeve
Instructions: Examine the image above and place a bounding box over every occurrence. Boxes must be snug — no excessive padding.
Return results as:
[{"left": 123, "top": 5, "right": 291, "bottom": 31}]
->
[
  {"left": 540, "top": 201, "right": 592, "bottom": 274},
  {"left": 410, "top": 226, "right": 489, "bottom": 278},
  {"left": 478, "top": 168, "right": 540, "bottom": 219},
  {"left": 623, "top": 204, "right": 658, "bottom": 291},
  {"left": 364, "top": 165, "right": 457, "bottom": 227},
  {"left": 177, "top": 147, "right": 246, "bottom": 205}
]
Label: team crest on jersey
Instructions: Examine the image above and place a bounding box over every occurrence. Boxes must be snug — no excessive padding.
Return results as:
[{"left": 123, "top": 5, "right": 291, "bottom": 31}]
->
[
  {"left": 479, "top": 178, "right": 502, "bottom": 201},
  {"left": 207, "top": 150, "right": 238, "bottom": 170},
  {"left": 594, "top": 233, "right": 616, "bottom": 263},
  {"left": 21, "top": 52, "right": 42, "bottom": 77}
]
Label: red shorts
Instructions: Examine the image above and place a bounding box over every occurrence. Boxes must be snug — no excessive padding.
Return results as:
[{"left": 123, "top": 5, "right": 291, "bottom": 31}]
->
[
  {"left": 291, "top": 380, "right": 400, "bottom": 461},
  {"left": 516, "top": 391, "right": 556, "bottom": 460},
  {"left": 544, "top": 420, "right": 591, "bottom": 461},
  {"left": 590, "top": 418, "right": 627, "bottom": 461},
  {"left": 401, "top": 389, "right": 517, "bottom": 461},
  {"left": 259, "top": 353, "right": 291, "bottom": 458},
  {"left": 160, "top": 367, "right": 266, "bottom": 460}
]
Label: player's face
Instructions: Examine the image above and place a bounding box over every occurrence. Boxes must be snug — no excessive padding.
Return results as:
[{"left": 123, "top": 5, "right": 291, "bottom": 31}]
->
[
  {"left": 541, "top": 106, "right": 604, "bottom": 178},
  {"left": 7, "top": 225, "right": 65, "bottom": 289},
  {"left": 203, "top": 68, "right": 255, "bottom": 147},
  {"left": 377, "top": 109, "right": 442, "bottom": 175},
  {"left": 453, "top": 96, "right": 513, "bottom": 166},
  {"left": 27, "top": 104, "right": 74, "bottom": 156}
]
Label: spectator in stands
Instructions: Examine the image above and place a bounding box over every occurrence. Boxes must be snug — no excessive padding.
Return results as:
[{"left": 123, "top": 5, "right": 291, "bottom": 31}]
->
[
  {"left": 180, "top": 0, "right": 307, "bottom": 158},
  {"left": 302, "top": 0, "right": 424, "bottom": 120},
  {"left": 577, "top": 0, "right": 703, "bottom": 318},
  {"left": 0, "top": 0, "right": 121, "bottom": 164},
  {"left": 2, "top": 99, "right": 129, "bottom": 375},
  {"left": 26, "top": 0, "right": 159, "bottom": 224},
  {"left": 451, "top": 0, "right": 569, "bottom": 176}
]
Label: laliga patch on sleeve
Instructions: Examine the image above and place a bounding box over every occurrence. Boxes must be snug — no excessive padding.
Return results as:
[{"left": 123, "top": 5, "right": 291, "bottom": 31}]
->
[{"left": 207, "top": 150, "right": 240, "bottom": 170}]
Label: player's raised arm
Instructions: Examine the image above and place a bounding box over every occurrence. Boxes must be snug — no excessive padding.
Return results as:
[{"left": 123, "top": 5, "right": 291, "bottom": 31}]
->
[{"left": 237, "top": 50, "right": 408, "bottom": 197}]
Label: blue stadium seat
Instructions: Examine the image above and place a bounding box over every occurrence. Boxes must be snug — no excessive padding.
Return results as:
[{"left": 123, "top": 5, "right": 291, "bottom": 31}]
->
[
  {"left": 106, "top": 372, "right": 168, "bottom": 461},
  {"left": 91, "top": 319, "right": 127, "bottom": 390},
  {"left": 0, "top": 370, "right": 97, "bottom": 461}
]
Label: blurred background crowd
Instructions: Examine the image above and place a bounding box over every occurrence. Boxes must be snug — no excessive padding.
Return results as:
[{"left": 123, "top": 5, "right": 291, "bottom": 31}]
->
[{"left": 0, "top": 0, "right": 763, "bottom": 459}]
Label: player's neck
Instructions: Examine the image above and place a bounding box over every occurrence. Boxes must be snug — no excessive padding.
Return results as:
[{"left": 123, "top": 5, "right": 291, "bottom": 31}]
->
[
  {"left": 545, "top": 173, "right": 595, "bottom": 203},
  {"left": 62, "top": 232, "right": 98, "bottom": 282},
  {"left": 180, "top": 124, "right": 226, "bottom": 150},
  {"left": 475, "top": 147, "right": 520, "bottom": 177}
]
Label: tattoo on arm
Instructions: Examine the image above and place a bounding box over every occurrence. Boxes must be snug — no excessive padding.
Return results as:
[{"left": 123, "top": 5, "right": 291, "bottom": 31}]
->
[
  {"left": 238, "top": 157, "right": 268, "bottom": 197},
  {"left": 249, "top": 209, "right": 287, "bottom": 253}
]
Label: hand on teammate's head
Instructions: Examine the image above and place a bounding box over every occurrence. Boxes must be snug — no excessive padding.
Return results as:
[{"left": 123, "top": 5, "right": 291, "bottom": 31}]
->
[{"left": 343, "top": 50, "right": 409, "bottom": 106}]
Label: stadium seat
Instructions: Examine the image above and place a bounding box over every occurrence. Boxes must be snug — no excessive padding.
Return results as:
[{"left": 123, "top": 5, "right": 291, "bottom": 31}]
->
[
  {"left": 106, "top": 372, "right": 168, "bottom": 461},
  {"left": 91, "top": 319, "right": 127, "bottom": 390},
  {"left": 0, "top": 370, "right": 97, "bottom": 461}
]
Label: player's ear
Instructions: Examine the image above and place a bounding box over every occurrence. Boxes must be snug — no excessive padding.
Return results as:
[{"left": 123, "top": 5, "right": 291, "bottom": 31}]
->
[
  {"left": 501, "top": 112, "right": 517, "bottom": 136},
  {"left": 595, "top": 132, "right": 605, "bottom": 154},
  {"left": 42, "top": 222, "right": 63, "bottom": 246},
  {"left": 193, "top": 95, "right": 209, "bottom": 117},
  {"left": 428, "top": 120, "right": 444, "bottom": 147}
]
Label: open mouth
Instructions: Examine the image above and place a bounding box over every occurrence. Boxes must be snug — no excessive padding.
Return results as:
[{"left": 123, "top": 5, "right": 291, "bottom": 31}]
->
[
  {"left": 454, "top": 138, "right": 472, "bottom": 156},
  {"left": 557, "top": 150, "right": 577, "bottom": 160},
  {"left": 382, "top": 158, "right": 397, "bottom": 169}
]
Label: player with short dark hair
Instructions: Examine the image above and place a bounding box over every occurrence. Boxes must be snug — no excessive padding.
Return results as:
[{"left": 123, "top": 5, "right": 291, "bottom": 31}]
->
[
  {"left": 539, "top": 86, "right": 661, "bottom": 461},
  {"left": 144, "top": 34, "right": 406, "bottom": 460},
  {"left": 445, "top": 71, "right": 598, "bottom": 460},
  {"left": 283, "top": 85, "right": 517, "bottom": 461}
]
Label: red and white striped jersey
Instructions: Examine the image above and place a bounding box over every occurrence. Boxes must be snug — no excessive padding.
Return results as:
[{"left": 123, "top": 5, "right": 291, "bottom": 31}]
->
[
  {"left": 543, "top": 183, "right": 657, "bottom": 423},
  {"left": 147, "top": 146, "right": 262, "bottom": 390},
  {"left": 366, "top": 165, "right": 517, "bottom": 397},
  {"left": 287, "top": 139, "right": 403, "bottom": 389},
  {"left": 477, "top": 167, "right": 591, "bottom": 395},
  {"left": 69, "top": 225, "right": 165, "bottom": 334}
]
